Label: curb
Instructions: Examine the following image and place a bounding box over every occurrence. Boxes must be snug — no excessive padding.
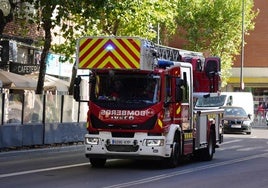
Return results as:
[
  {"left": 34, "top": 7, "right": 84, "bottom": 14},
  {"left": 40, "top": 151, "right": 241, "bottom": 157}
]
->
[{"left": 0, "top": 144, "right": 84, "bottom": 158}]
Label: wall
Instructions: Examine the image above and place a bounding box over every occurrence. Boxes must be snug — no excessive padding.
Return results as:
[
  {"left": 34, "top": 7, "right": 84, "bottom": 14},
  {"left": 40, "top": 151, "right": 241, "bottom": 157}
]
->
[
  {"left": 234, "top": 0, "right": 268, "bottom": 67},
  {"left": 0, "top": 123, "right": 87, "bottom": 149},
  {"left": 0, "top": 92, "right": 89, "bottom": 149}
]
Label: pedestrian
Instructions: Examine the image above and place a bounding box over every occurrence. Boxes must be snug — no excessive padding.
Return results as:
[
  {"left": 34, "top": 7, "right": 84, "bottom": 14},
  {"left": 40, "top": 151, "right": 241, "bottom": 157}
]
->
[{"left": 257, "top": 102, "right": 265, "bottom": 121}]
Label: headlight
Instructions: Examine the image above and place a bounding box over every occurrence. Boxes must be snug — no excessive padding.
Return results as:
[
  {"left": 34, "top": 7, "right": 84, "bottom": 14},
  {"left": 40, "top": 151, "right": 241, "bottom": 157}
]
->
[
  {"left": 145, "top": 139, "right": 164, "bottom": 147},
  {"left": 243, "top": 121, "right": 251, "bottom": 126},
  {"left": 223, "top": 120, "right": 229, "bottom": 124},
  {"left": 85, "top": 137, "right": 100, "bottom": 145}
]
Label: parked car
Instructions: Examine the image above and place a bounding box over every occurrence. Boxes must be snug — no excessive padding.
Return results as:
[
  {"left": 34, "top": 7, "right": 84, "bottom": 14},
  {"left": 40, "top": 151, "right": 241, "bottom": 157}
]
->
[{"left": 221, "top": 106, "right": 252, "bottom": 134}]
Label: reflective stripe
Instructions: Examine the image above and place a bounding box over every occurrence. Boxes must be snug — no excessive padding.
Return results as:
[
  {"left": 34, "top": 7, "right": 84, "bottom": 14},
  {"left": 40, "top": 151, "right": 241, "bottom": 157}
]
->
[
  {"left": 184, "top": 132, "right": 193, "bottom": 139},
  {"left": 78, "top": 38, "right": 141, "bottom": 69},
  {"left": 176, "top": 105, "right": 181, "bottom": 115},
  {"left": 157, "top": 119, "right": 163, "bottom": 128}
]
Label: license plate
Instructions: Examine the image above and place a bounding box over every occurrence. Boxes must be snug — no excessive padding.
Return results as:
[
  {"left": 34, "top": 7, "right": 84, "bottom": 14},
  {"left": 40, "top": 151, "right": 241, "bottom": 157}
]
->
[
  {"left": 111, "top": 139, "right": 132, "bottom": 145},
  {"left": 231, "top": 124, "right": 241, "bottom": 128}
]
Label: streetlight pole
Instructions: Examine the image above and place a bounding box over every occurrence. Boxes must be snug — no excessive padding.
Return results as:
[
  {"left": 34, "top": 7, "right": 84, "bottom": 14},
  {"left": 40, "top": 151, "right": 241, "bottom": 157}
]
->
[
  {"left": 240, "top": 0, "right": 245, "bottom": 91},
  {"left": 157, "top": 23, "right": 160, "bottom": 45}
]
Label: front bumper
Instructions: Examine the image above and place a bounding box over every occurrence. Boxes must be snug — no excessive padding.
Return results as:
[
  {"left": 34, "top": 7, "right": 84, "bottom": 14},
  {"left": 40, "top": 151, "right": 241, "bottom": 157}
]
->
[
  {"left": 223, "top": 124, "right": 251, "bottom": 133},
  {"left": 84, "top": 132, "right": 172, "bottom": 160}
]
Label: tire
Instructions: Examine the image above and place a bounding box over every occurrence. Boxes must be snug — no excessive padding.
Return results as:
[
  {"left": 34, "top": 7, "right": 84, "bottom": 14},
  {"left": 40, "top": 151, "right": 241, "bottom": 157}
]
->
[
  {"left": 89, "top": 158, "right": 107, "bottom": 168},
  {"left": 201, "top": 133, "right": 214, "bottom": 161},
  {"left": 164, "top": 134, "right": 180, "bottom": 168}
]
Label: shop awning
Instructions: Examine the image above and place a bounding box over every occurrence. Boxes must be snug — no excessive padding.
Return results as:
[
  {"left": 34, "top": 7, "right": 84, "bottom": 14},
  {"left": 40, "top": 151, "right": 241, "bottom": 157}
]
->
[{"left": 0, "top": 70, "right": 37, "bottom": 90}]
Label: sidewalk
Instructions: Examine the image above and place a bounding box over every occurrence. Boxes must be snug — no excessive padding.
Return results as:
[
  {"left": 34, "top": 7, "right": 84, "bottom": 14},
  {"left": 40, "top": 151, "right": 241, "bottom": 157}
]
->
[
  {"left": 0, "top": 143, "right": 84, "bottom": 158},
  {"left": 253, "top": 118, "right": 267, "bottom": 128}
]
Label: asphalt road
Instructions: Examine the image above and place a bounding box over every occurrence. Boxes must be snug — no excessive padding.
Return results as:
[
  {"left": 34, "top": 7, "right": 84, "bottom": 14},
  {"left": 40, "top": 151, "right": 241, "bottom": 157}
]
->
[{"left": 1, "top": 127, "right": 268, "bottom": 188}]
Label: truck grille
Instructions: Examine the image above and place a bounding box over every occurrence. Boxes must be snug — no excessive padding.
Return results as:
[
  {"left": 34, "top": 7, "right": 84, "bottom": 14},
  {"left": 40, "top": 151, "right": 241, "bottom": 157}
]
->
[
  {"left": 106, "top": 145, "right": 139, "bottom": 152},
  {"left": 90, "top": 114, "right": 157, "bottom": 130},
  {"left": 230, "top": 120, "right": 242, "bottom": 124}
]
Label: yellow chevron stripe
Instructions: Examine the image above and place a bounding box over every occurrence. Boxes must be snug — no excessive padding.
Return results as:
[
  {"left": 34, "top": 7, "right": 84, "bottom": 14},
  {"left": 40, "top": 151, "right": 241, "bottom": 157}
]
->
[
  {"left": 124, "top": 38, "right": 140, "bottom": 57},
  {"left": 108, "top": 48, "right": 130, "bottom": 68},
  {"left": 113, "top": 38, "right": 140, "bottom": 68},
  {"left": 98, "top": 56, "right": 122, "bottom": 68},
  {"left": 90, "top": 48, "right": 110, "bottom": 68},
  {"left": 78, "top": 38, "right": 89, "bottom": 55},
  {"left": 78, "top": 37, "right": 141, "bottom": 69},
  {"left": 80, "top": 38, "right": 108, "bottom": 68},
  {"left": 176, "top": 105, "right": 181, "bottom": 114},
  {"left": 157, "top": 119, "right": 163, "bottom": 128}
]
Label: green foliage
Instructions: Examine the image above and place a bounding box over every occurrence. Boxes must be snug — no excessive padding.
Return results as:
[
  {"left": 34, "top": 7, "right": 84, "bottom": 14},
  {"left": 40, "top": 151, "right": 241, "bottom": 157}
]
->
[
  {"left": 14, "top": 0, "right": 257, "bottom": 89},
  {"left": 52, "top": 0, "right": 179, "bottom": 58},
  {"left": 176, "top": 0, "right": 258, "bottom": 86}
]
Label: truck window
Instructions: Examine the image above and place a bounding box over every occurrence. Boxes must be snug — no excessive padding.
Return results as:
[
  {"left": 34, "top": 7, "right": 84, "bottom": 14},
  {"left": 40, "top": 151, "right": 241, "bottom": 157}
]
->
[
  {"left": 181, "top": 72, "right": 189, "bottom": 103},
  {"left": 165, "top": 76, "right": 172, "bottom": 102},
  {"left": 195, "top": 95, "right": 227, "bottom": 107},
  {"left": 91, "top": 73, "right": 160, "bottom": 104}
]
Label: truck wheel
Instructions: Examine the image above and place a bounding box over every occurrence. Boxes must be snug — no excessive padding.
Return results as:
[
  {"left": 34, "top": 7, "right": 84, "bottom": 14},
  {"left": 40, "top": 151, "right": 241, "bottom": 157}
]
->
[
  {"left": 89, "top": 158, "right": 106, "bottom": 168},
  {"left": 164, "top": 134, "right": 180, "bottom": 168},
  {"left": 201, "top": 133, "right": 214, "bottom": 161}
]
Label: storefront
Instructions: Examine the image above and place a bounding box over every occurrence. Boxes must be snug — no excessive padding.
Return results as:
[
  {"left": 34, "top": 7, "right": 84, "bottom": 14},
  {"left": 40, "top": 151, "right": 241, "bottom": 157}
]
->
[{"left": 225, "top": 67, "right": 268, "bottom": 114}]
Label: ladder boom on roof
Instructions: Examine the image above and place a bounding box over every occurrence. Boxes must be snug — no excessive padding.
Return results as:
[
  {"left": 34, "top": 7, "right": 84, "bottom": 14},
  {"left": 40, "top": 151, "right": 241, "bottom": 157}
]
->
[
  {"left": 155, "top": 44, "right": 204, "bottom": 62},
  {"left": 155, "top": 45, "right": 181, "bottom": 61}
]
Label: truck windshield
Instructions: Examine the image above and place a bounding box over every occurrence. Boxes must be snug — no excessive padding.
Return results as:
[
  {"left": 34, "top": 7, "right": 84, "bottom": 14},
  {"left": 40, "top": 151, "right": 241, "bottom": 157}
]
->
[
  {"left": 195, "top": 95, "right": 226, "bottom": 107},
  {"left": 91, "top": 73, "right": 160, "bottom": 104}
]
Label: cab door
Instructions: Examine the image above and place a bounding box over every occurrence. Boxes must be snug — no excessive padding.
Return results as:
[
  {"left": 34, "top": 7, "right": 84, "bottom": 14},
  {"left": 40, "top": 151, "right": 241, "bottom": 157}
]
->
[{"left": 175, "top": 64, "right": 194, "bottom": 155}]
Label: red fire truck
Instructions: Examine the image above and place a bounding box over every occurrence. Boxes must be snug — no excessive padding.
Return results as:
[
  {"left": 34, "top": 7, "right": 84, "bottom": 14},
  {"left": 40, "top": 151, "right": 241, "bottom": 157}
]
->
[{"left": 74, "top": 36, "right": 223, "bottom": 168}]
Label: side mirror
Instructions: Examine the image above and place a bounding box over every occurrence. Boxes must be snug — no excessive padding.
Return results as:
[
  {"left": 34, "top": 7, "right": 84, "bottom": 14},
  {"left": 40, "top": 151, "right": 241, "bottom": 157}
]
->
[
  {"left": 175, "top": 87, "right": 183, "bottom": 102},
  {"left": 175, "top": 78, "right": 184, "bottom": 102},
  {"left": 73, "top": 76, "right": 81, "bottom": 101},
  {"left": 176, "top": 78, "right": 184, "bottom": 87}
]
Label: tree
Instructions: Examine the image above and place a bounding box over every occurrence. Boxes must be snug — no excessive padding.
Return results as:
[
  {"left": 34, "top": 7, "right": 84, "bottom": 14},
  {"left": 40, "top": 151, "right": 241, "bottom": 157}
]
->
[
  {"left": 52, "top": 0, "right": 258, "bottom": 89},
  {"left": 3, "top": 0, "right": 257, "bottom": 92},
  {"left": 56, "top": 0, "right": 178, "bottom": 41},
  {"left": 52, "top": 0, "right": 179, "bottom": 94},
  {"left": 20, "top": 0, "right": 81, "bottom": 94},
  {"left": 175, "top": 0, "right": 258, "bottom": 86}
]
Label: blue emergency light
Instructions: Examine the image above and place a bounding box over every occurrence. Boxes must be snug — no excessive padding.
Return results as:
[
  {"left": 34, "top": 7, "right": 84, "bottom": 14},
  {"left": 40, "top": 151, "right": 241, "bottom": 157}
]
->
[
  {"left": 157, "top": 59, "right": 174, "bottom": 68},
  {"left": 105, "top": 44, "right": 114, "bottom": 51}
]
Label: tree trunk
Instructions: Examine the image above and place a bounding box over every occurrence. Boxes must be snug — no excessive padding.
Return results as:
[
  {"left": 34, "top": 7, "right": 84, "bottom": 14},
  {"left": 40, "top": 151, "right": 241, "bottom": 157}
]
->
[
  {"left": 36, "top": 5, "right": 55, "bottom": 94},
  {"left": 68, "top": 62, "right": 77, "bottom": 95},
  {"left": 36, "top": 26, "right": 51, "bottom": 94},
  {"left": 0, "top": 13, "right": 6, "bottom": 36}
]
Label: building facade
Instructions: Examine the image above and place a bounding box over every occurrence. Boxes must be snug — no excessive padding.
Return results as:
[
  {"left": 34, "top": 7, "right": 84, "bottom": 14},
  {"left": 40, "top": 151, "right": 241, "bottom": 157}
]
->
[
  {"left": 169, "top": 0, "right": 268, "bottom": 113},
  {"left": 228, "top": 0, "right": 268, "bottom": 110}
]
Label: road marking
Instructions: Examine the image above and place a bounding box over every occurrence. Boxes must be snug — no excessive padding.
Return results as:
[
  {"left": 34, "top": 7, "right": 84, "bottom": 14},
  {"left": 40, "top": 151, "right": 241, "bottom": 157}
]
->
[
  {"left": 218, "top": 145, "right": 243, "bottom": 151},
  {"left": 220, "top": 139, "right": 242, "bottom": 145},
  {"left": 250, "top": 136, "right": 257, "bottom": 138},
  {"left": 0, "top": 163, "right": 89, "bottom": 178},
  {"left": 237, "top": 146, "right": 263, "bottom": 151},
  {"left": 1, "top": 151, "right": 268, "bottom": 185},
  {"left": 103, "top": 152, "right": 268, "bottom": 188}
]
